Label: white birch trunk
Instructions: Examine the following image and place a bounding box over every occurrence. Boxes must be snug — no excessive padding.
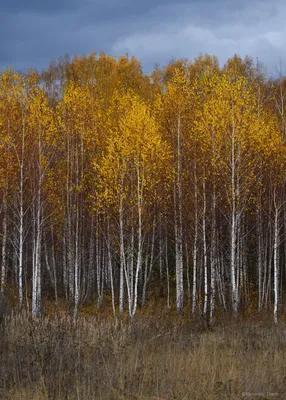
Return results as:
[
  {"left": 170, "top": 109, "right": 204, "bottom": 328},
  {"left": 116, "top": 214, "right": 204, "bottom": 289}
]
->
[
  {"left": 176, "top": 112, "right": 184, "bottom": 314},
  {"left": 231, "top": 107, "right": 238, "bottom": 318},
  {"left": 210, "top": 191, "right": 216, "bottom": 324},
  {"left": 73, "top": 148, "right": 80, "bottom": 320},
  {"left": 131, "top": 165, "right": 144, "bottom": 319},
  {"left": 107, "top": 222, "right": 116, "bottom": 321},
  {"left": 141, "top": 214, "right": 155, "bottom": 308},
  {"left": 192, "top": 156, "right": 198, "bottom": 314},
  {"left": 203, "top": 176, "right": 208, "bottom": 316},
  {"left": 51, "top": 227, "right": 58, "bottom": 304},
  {"left": 1, "top": 187, "right": 7, "bottom": 294},
  {"left": 32, "top": 131, "right": 43, "bottom": 318},
  {"left": 18, "top": 120, "right": 25, "bottom": 310},
  {"left": 119, "top": 188, "right": 125, "bottom": 316},
  {"left": 165, "top": 220, "right": 170, "bottom": 309},
  {"left": 257, "top": 206, "right": 263, "bottom": 312},
  {"left": 273, "top": 196, "right": 279, "bottom": 324}
]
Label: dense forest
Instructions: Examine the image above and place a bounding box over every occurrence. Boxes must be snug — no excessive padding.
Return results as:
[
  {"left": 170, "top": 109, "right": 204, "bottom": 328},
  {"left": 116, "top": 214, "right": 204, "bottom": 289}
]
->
[{"left": 0, "top": 52, "right": 286, "bottom": 323}]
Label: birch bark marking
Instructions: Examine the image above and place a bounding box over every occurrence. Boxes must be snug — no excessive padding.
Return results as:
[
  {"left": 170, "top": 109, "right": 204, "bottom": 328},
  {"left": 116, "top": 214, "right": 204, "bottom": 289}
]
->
[
  {"left": 1, "top": 180, "right": 8, "bottom": 294},
  {"left": 131, "top": 163, "right": 144, "bottom": 319},
  {"left": 230, "top": 101, "right": 238, "bottom": 318},
  {"left": 203, "top": 172, "right": 208, "bottom": 316},
  {"left": 32, "top": 127, "right": 42, "bottom": 318},
  {"left": 210, "top": 190, "right": 216, "bottom": 323},
  {"left": 273, "top": 191, "right": 280, "bottom": 324},
  {"left": 18, "top": 115, "right": 25, "bottom": 310},
  {"left": 192, "top": 154, "right": 198, "bottom": 314},
  {"left": 107, "top": 218, "right": 116, "bottom": 321},
  {"left": 210, "top": 127, "right": 217, "bottom": 323},
  {"left": 119, "top": 180, "right": 125, "bottom": 317},
  {"left": 176, "top": 111, "right": 184, "bottom": 314},
  {"left": 73, "top": 147, "right": 80, "bottom": 319}
]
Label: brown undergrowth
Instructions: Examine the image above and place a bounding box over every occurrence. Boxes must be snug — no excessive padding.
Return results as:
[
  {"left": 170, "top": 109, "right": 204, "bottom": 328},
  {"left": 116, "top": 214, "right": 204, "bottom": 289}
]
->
[{"left": 0, "top": 309, "right": 286, "bottom": 399}]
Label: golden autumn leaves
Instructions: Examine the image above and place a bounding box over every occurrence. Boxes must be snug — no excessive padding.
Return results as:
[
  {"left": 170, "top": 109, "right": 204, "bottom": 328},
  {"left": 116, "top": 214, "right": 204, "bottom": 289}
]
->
[
  {"left": 1, "top": 56, "right": 283, "bottom": 221},
  {"left": 0, "top": 58, "right": 284, "bottom": 241},
  {"left": 1, "top": 52, "right": 286, "bottom": 320}
]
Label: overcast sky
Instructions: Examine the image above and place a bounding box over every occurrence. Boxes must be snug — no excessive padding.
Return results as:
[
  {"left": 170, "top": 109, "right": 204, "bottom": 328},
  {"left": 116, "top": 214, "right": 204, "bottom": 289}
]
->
[{"left": 0, "top": 0, "right": 285, "bottom": 75}]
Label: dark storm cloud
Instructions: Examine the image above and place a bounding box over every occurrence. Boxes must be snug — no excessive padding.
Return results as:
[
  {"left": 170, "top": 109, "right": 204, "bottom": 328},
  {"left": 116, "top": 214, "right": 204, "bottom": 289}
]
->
[
  {"left": 0, "top": 0, "right": 285, "bottom": 74},
  {"left": 111, "top": 0, "right": 285, "bottom": 74}
]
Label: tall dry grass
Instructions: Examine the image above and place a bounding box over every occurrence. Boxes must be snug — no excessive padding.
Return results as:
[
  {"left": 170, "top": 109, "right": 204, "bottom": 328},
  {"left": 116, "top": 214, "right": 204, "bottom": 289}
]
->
[{"left": 0, "top": 311, "right": 285, "bottom": 399}]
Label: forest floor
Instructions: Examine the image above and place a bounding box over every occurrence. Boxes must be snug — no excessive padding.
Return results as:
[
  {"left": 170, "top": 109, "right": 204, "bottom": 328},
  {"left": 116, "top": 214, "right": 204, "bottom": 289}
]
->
[{"left": 0, "top": 303, "right": 286, "bottom": 400}]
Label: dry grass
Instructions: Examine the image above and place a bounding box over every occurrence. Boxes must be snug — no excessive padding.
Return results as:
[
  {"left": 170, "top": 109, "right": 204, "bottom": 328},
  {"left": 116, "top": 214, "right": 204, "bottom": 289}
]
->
[{"left": 0, "top": 311, "right": 285, "bottom": 399}]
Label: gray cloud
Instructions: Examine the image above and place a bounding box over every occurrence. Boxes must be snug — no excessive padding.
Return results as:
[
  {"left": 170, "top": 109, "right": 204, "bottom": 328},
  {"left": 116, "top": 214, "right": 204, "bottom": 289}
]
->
[
  {"left": 0, "top": 0, "right": 84, "bottom": 15},
  {"left": 111, "top": 0, "right": 285, "bottom": 73},
  {"left": 0, "top": 0, "right": 285, "bottom": 75}
]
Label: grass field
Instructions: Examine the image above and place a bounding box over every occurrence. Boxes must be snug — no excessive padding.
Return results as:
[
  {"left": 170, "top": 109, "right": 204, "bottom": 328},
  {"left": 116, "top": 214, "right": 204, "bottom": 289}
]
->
[{"left": 0, "top": 308, "right": 285, "bottom": 399}]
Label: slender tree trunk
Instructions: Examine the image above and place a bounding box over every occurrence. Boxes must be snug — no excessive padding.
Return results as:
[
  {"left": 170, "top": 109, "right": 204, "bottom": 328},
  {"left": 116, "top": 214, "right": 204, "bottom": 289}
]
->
[
  {"left": 165, "top": 220, "right": 170, "bottom": 310},
  {"left": 210, "top": 191, "right": 216, "bottom": 324},
  {"left": 192, "top": 156, "right": 198, "bottom": 314},
  {"left": 74, "top": 148, "right": 80, "bottom": 320},
  {"left": 1, "top": 185, "right": 8, "bottom": 294},
  {"left": 203, "top": 175, "right": 208, "bottom": 316},
  {"left": 273, "top": 194, "right": 279, "bottom": 324},
  {"left": 32, "top": 126, "right": 44, "bottom": 319},
  {"left": 119, "top": 188, "right": 125, "bottom": 317},
  {"left": 51, "top": 227, "right": 58, "bottom": 305},
  {"left": 107, "top": 219, "right": 116, "bottom": 321},
  {"left": 257, "top": 206, "right": 263, "bottom": 312},
  {"left": 159, "top": 218, "right": 164, "bottom": 298},
  {"left": 230, "top": 108, "right": 238, "bottom": 318},
  {"left": 141, "top": 214, "right": 155, "bottom": 308},
  {"left": 131, "top": 165, "right": 144, "bottom": 319},
  {"left": 186, "top": 243, "right": 190, "bottom": 305},
  {"left": 18, "top": 120, "right": 25, "bottom": 310},
  {"left": 176, "top": 112, "right": 184, "bottom": 314}
]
